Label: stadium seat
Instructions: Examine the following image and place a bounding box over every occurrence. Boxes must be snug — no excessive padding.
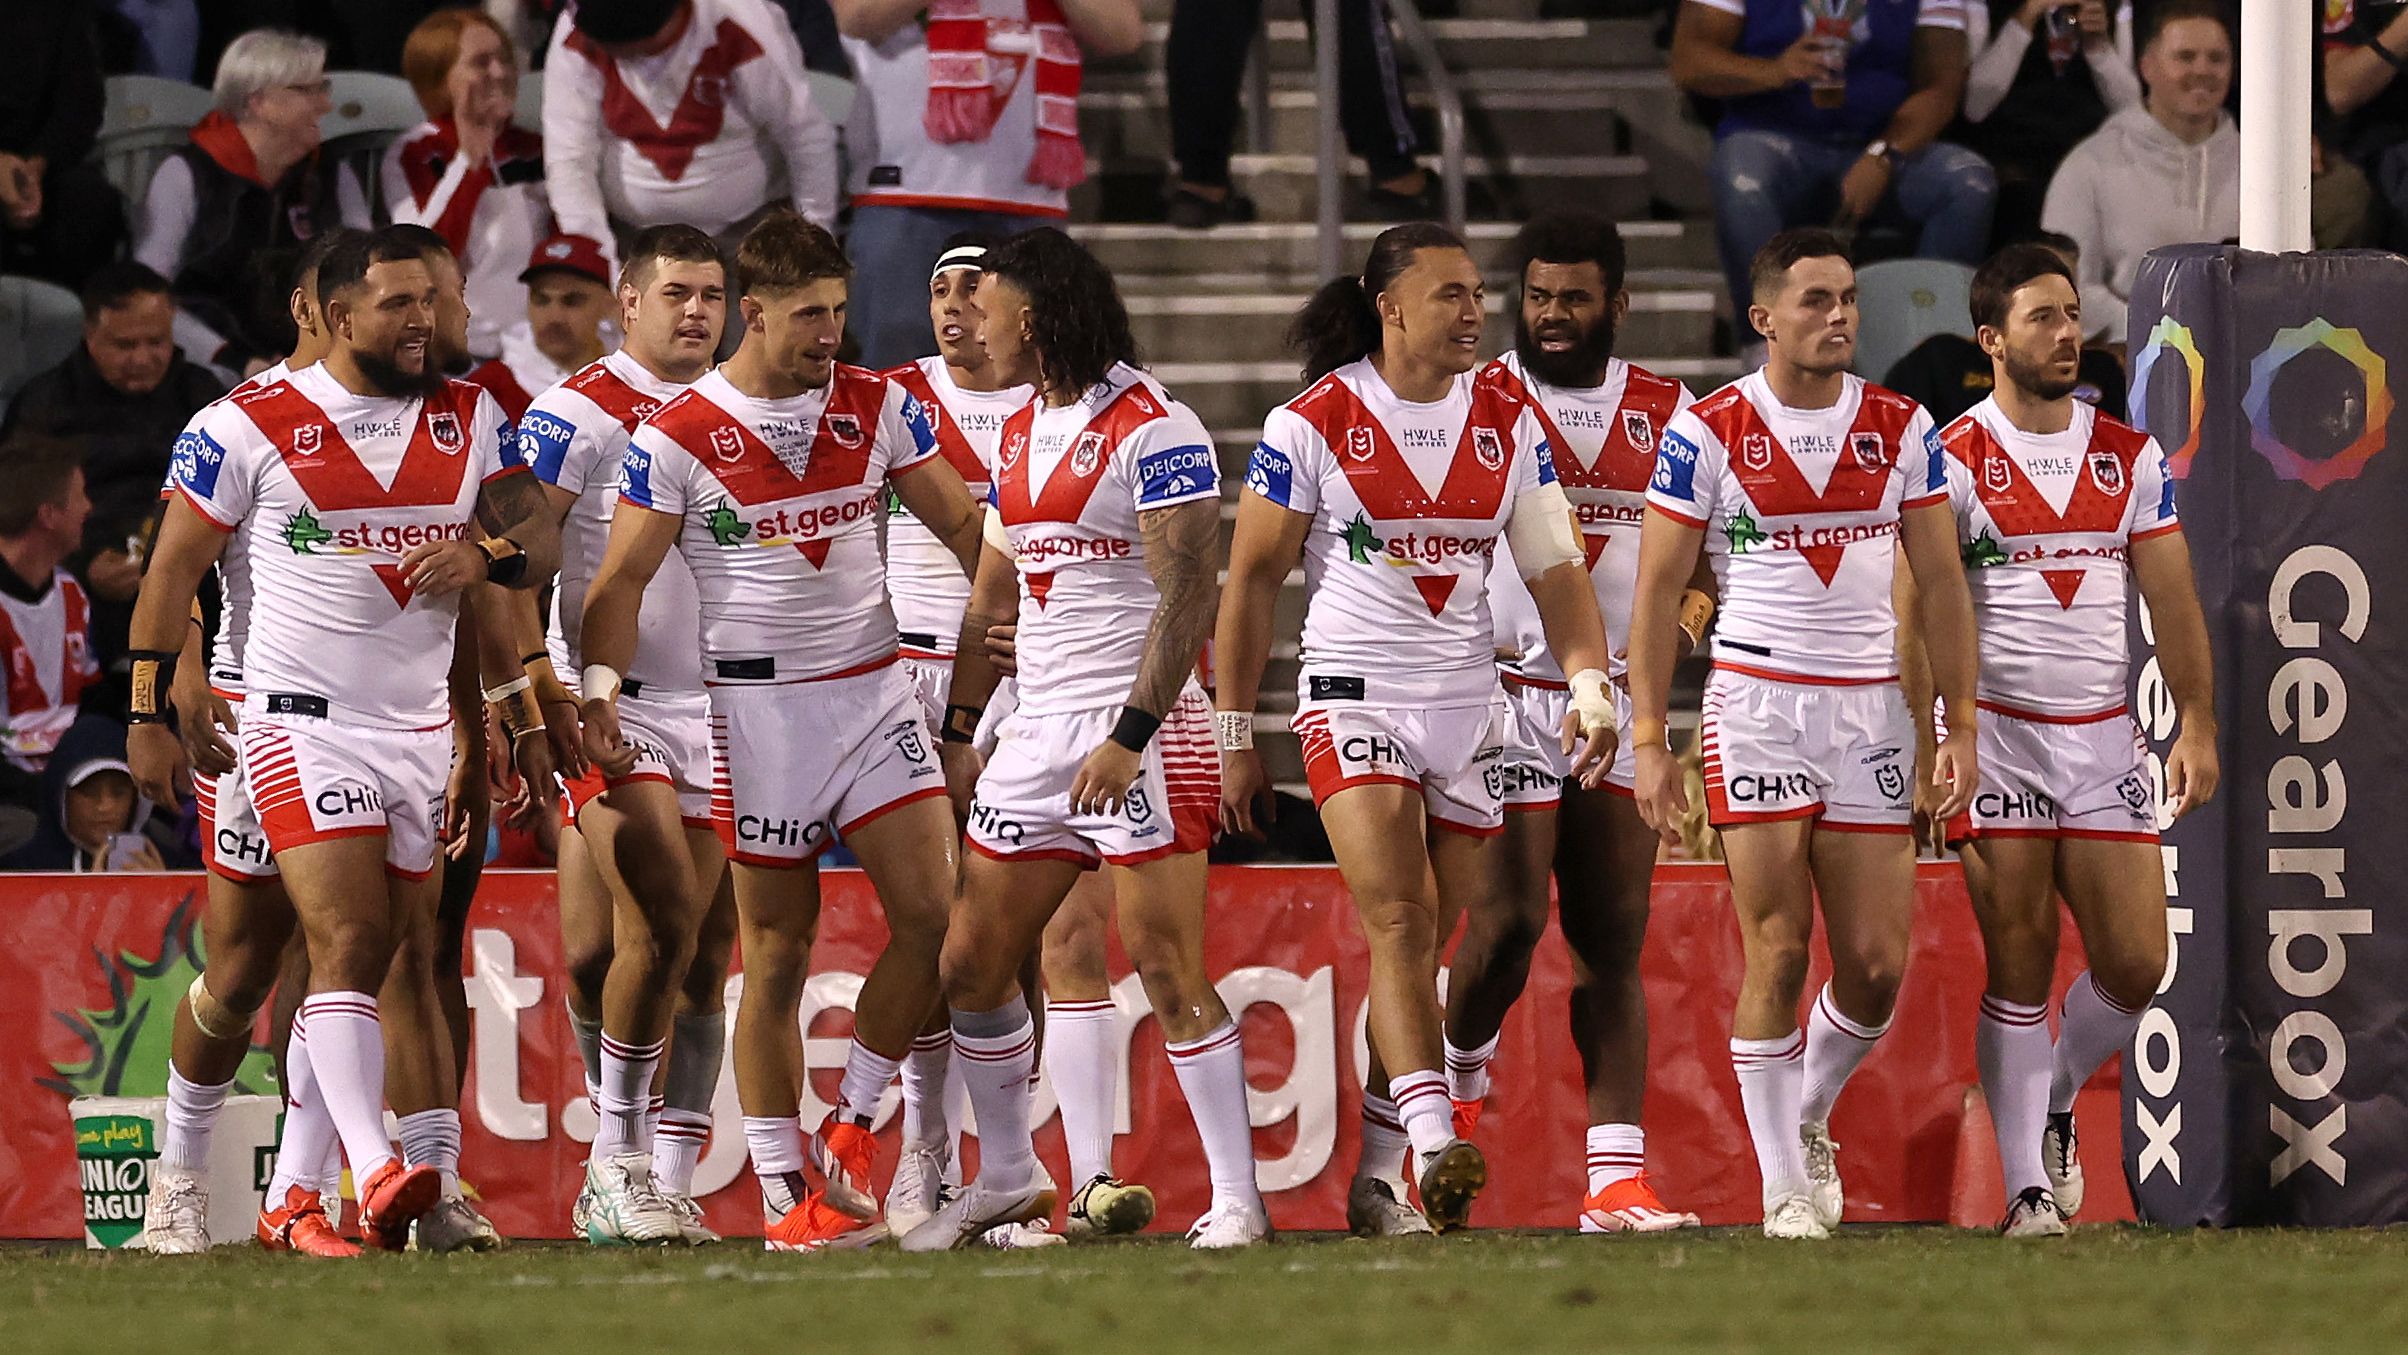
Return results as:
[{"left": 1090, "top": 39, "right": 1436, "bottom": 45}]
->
[
  {"left": 95, "top": 74, "right": 214, "bottom": 210},
  {"left": 0, "top": 275, "right": 87, "bottom": 412},
  {"left": 807, "top": 70, "right": 856, "bottom": 130},
  {"left": 322, "top": 72, "right": 428, "bottom": 221},
  {"left": 1852, "top": 258, "right": 1975, "bottom": 383}
]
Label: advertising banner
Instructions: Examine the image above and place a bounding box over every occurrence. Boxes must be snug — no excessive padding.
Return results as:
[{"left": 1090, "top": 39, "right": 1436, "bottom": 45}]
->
[
  {"left": 2125, "top": 245, "right": 2408, "bottom": 1226},
  {"left": 1, "top": 865, "right": 2098, "bottom": 1238}
]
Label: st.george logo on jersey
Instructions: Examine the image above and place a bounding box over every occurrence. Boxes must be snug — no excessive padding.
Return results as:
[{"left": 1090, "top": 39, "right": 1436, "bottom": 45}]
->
[
  {"left": 2089, "top": 450, "right": 2125, "bottom": 495},
  {"left": 1344, "top": 426, "right": 1376, "bottom": 462},
  {"left": 1472, "top": 427, "right": 1504, "bottom": 471},
  {"left": 430, "top": 411, "right": 464, "bottom": 456},
  {"left": 826, "top": 413, "right": 864, "bottom": 449},
  {"left": 1071, "top": 429, "right": 1106, "bottom": 478},
  {"left": 1984, "top": 450, "right": 2012, "bottom": 493},
  {"left": 1622, "top": 409, "right": 1655, "bottom": 453},
  {"left": 710, "top": 426, "right": 743, "bottom": 463},
  {"left": 1741, "top": 432, "right": 1774, "bottom": 471},
  {"left": 1849, "top": 431, "right": 1885, "bottom": 471}
]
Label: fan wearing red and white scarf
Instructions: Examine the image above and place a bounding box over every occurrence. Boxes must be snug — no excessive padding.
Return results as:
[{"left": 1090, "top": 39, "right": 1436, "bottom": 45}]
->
[{"left": 922, "top": 0, "right": 1085, "bottom": 190}]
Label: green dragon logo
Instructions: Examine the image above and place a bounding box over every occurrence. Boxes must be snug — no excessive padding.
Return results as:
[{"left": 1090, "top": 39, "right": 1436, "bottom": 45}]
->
[
  {"left": 1342, "top": 512, "right": 1381, "bottom": 565},
  {"left": 1963, "top": 528, "right": 2010, "bottom": 569},
  {"left": 45, "top": 892, "right": 280, "bottom": 1100},
  {"left": 1723, "top": 508, "right": 1767, "bottom": 554},
  {"left": 706, "top": 500, "right": 752, "bottom": 548},
  {"left": 281, "top": 508, "right": 334, "bottom": 555}
]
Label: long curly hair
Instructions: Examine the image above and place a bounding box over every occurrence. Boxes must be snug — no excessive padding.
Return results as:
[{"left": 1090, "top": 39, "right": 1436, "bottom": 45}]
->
[
  {"left": 1289, "top": 221, "right": 1469, "bottom": 383},
  {"left": 982, "top": 227, "right": 1139, "bottom": 397}
]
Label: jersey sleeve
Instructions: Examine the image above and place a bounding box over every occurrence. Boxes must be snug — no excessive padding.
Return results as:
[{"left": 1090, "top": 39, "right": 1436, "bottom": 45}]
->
[
  {"left": 516, "top": 395, "right": 590, "bottom": 491},
  {"left": 2128, "top": 434, "right": 2181, "bottom": 540},
  {"left": 620, "top": 425, "right": 692, "bottom": 517},
  {"left": 168, "top": 404, "right": 256, "bottom": 530},
  {"left": 1898, "top": 406, "right": 1948, "bottom": 510},
  {"left": 879, "top": 384, "right": 942, "bottom": 479},
  {"left": 471, "top": 388, "right": 520, "bottom": 483},
  {"left": 1511, "top": 403, "right": 1558, "bottom": 495},
  {"left": 1646, "top": 408, "right": 1721, "bottom": 527},
  {"left": 1245, "top": 407, "right": 1323, "bottom": 516},
  {"left": 1125, "top": 403, "right": 1221, "bottom": 511}
]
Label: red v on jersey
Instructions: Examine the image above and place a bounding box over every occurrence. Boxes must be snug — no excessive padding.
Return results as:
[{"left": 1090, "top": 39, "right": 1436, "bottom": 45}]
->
[
  {"left": 1410, "top": 575, "right": 1457, "bottom": 615},
  {"left": 1301, "top": 375, "right": 1518, "bottom": 520},
  {"left": 1506, "top": 364, "right": 1684, "bottom": 493},
  {"left": 235, "top": 380, "right": 480, "bottom": 512},
  {"left": 1581, "top": 532, "right": 1611, "bottom": 571},
  {"left": 567, "top": 363, "right": 666, "bottom": 432},
  {"left": 2041, "top": 569, "right": 2086, "bottom": 609},
  {"left": 1704, "top": 386, "right": 1918, "bottom": 589},
  {"left": 369, "top": 563, "right": 416, "bottom": 608},
  {"left": 663, "top": 371, "right": 889, "bottom": 568},
  {"left": 566, "top": 19, "right": 764, "bottom": 181},
  {"left": 885, "top": 363, "right": 990, "bottom": 484},
  {"left": 1944, "top": 416, "right": 2141, "bottom": 538},
  {"left": 994, "top": 383, "right": 1160, "bottom": 525}
]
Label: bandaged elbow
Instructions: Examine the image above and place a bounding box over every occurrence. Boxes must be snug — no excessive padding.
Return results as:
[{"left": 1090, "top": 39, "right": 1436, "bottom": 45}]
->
[{"left": 1505, "top": 483, "right": 1581, "bottom": 578}]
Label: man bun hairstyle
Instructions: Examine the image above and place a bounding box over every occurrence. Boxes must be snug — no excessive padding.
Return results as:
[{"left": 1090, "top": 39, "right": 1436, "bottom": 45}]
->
[{"left": 1289, "top": 221, "right": 1469, "bottom": 383}]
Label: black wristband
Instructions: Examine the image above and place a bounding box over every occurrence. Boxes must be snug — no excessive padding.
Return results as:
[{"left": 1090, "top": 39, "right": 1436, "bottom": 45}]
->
[
  {"left": 1109, "top": 706, "right": 1161, "bottom": 752},
  {"left": 941, "top": 703, "right": 984, "bottom": 744},
  {"left": 480, "top": 537, "right": 529, "bottom": 586},
  {"left": 521, "top": 650, "right": 548, "bottom": 667},
  {"left": 2376, "top": 36, "right": 2408, "bottom": 71},
  {"left": 129, "top": 648, "right": 179, "bottom": 723}
]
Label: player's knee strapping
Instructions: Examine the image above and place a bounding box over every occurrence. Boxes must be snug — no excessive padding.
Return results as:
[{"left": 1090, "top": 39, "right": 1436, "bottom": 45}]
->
[{"left": 187, "top": 972, "right": 262, "bottom": 1041}]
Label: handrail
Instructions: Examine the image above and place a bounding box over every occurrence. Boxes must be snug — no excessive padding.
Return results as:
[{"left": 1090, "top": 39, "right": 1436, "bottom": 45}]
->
[{"left": 1315, "top": 0, "right": 1468, "bottom": 279}]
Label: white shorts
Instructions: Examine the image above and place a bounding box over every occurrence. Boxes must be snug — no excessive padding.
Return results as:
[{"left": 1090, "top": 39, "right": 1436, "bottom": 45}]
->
[
  {"left": 707, "top": 662, "right": 947, "bottom": 867},
  {"left": 900, "top": 651, "right": 952, "bottom": 732},
  {"left": 1294, "top": 696, "right": 1508, "bottom": 836},
  {"left": 564, "top": 687, "right": 712, "bottom": 829},
  {"left": 238, "top": 707, "right": 452, "bottom": 880},
  {"left": 968, "top": 684, "right": 1219, "bottom": 868},
  {"left": 1700, "top": 668, "right": 1914, "bottom": 832},
  {"left": 196, "top": 761, "right": 277, "bottom": 881},
  {"left": 1496, "top": 674, "right": 1638, "bottom": 809},
  {"left": 1967, "top": 705, "right": 2157, "bottom": 842}
]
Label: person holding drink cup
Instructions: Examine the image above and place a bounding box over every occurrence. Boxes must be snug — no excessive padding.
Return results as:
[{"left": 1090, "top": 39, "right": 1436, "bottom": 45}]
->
[
  {"left": 1959, "top": 1, "right": 2139, "bottom": 243},
  {"left": 1670, "top": 0, "right": 1997, "bottom": 352}
]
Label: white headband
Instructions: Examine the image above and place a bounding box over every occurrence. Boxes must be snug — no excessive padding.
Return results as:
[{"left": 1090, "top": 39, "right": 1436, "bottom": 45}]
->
[{"left": 931, "top": 246, "right": 988, "bottom": 281}]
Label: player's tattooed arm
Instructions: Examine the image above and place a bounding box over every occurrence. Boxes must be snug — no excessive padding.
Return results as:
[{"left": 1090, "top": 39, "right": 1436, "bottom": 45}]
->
[
  {"left": 475, "top": 468, "right": 563, "bottom": 588},
  {"left": 946, "top": 540, "right": 1020, "bottom": 718},
  {"left": 1127, "top": 496, "right": 1224, "bottom": 718}
]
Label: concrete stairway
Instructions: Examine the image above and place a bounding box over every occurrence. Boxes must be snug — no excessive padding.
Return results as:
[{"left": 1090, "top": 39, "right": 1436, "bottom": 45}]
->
[{"left": 1063, "top": 0, "right": 1730, "bottom": 794}]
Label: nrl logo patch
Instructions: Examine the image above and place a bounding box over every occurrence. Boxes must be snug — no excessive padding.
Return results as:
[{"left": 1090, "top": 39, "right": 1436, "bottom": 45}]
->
[
  {"left": 1984, "top": 451, "right": 2013, "bottom": 492},
  {"left": 1344, "top": 426, "right": 1376, "bottom": 462},
  {"left": 1741, "top": 432, "right": 1773, "bottom": 472},
  {"left": 709, "top": 426, "right": 744, "bottom": 463}
]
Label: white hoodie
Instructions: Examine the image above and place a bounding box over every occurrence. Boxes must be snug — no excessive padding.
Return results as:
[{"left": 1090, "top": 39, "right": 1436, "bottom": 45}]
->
[{"left": 2042, "top": 103, "right": 2239, "bottom": 344}]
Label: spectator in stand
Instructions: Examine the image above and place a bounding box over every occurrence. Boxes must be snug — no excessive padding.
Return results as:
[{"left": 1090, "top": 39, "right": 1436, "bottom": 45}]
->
[
  {"left": 135, "top": 28, "right": 372, "bottom": 377},
  {"left": 1957, "top": 2, "right": 2137, "bottom": 244},
  {"left": 0, "top": 441, "right": 104, "bottom": 818},
  {"left": 388, "top": 8, "right": 551, "bottom": 363},
  {"left": 2319, "top": 2, "right": 2408, "bottom": 250},
  {"left": 1163, "top": 0, "right": 1434, "bottom": 230},
  {"left": 0, "top": 2, "right": 131, "bottom": 292},
  {"left": 1882, "top": 230, "right": 2126, "bottom": 424},
  {"left": 832, "top": 0, "right": 1141, "bottom": 366},
  {"left": 0, "top": 714, "right": 198, "bottom": 871},
  {"left": 98, "top": 0, "right": 203, "bottom": 80},
  {"left": 1671, "top": 0, "right": 1997, "bottom": 349},
  {"left": 0, "top": 264, "right": 225, "bottom": 714},
  {"left": 2041, "top": 0, "right": 2233, "bottom": 346},
  {"left": 465, "top": 232, "right": 617, "bottom": 421},
  {"left": 542, "top": 0, "right": 839, "bottom": 259}
]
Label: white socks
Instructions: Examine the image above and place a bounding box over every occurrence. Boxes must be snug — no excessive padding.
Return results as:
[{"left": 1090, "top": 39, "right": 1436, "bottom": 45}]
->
[
  {"left": 297, "top": 992, "right": 394, "bottom": 1182},
  {"left": 1386, "top": 1069, "right": 1454, "bottom": 1159},
  {"left": 835, "top": 1039, "right": 902, "bottom": 1125},
  {"left": 1978, "top": 994, "right": 2052, "bottom": 1197},
  {"left": 1731, "top": 1031, "right": 1807, "bottom": 1200},
  {"left": 267, "top": 1013, "right": 338, "bottom": 1201},
  {"left": 396, "top": 1108, "right": 462, "bottom": 1199},
  {"left": 1801, "top": 983, "right": 1890, "bottom": 1128},
  {"left": 1166, "top": 1021, "right": 1260, "bottom": 1209},
  {"left": 743, "top": 1114, "right": 805, "bottom": 1215},
  {"left": 2051, "top": 970, "right": 2145, "bottom": 1115},
  {"left": 160, "top": 1067, "right": 232, "bottom": 1172},
  {"left": 1584, "top": 1123, "right": 1644, "bottom": 1194},
  {"left": 953, "top": 997, "right": 1040, "bottom": 1193},
  {"left": 1356, "top": 1092, "right": 1411, "bottom": 1191},
  {"left": 594, "top": 1033, "right": 664, "bottom": 1160},
  {"left": 654, "top": 1110, "right": 709, "bottom": 1195},
  {"left": 1443, "top": 1032, "right": 1499, "bottom": 1105},
  {"left": 1046, "top": 998, "right": 1118, "bottom": 1184},
  {"left": 899, "top": 1028, "right": 953, "bottom": 1149}
]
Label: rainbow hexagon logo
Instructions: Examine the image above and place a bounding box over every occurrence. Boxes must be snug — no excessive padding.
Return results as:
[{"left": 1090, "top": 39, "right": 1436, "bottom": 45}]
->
[
  {"left": 2128, "top": 317, "right": 2204, "bottom": 478},
  {"left": 2242, "top": 318, "right": 2392, "bottom": 491}
]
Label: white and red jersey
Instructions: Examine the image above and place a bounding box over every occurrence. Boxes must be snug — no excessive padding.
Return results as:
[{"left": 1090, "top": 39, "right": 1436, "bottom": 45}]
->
[
  {"left": 519, "top": 351, "right": 705, "bottom": 692},
  {"left": 1484, "top": 352, "right": 1694, "bottom": 682},
  {"left": 0, "top": 569, "right": 97, "bottom": 772},
  {"left": 168, "top": 364, "right": 520, "bottom": 729},
  {"left": 992, "top": 363, "right": 1218, "bottom": 717},
  {"left": 382, "top": 119, "right": 551, "bottom": 360},
  {"left": 1938, "top": 397, "right": 2178, "bottom": 720},
  {"left": 1248, "top": 358, "right": 1556, "bottom": 706},
  {"left": 842, "top": 0, "right": 1078, "bottom": 219},
  {"left": 165, "top": 359, "right": 295, "bottom": 694},
  {"left": 882, "top": 357, "right": 1033, "bottom": 656},
  {"left": 543, "top": 0, "right": 838, "bottom": 244},
  {"left": 1647, "top": 370, "right": 1945, "bottom": 684},
  {"left": 619, "top": 365, "right": 938, "bottom": 680}
]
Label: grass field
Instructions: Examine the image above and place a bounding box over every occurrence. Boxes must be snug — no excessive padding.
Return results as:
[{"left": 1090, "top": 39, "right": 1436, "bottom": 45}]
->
[{"left": 5, "top": 1228, "right": 2406, "bottom": 1353}]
